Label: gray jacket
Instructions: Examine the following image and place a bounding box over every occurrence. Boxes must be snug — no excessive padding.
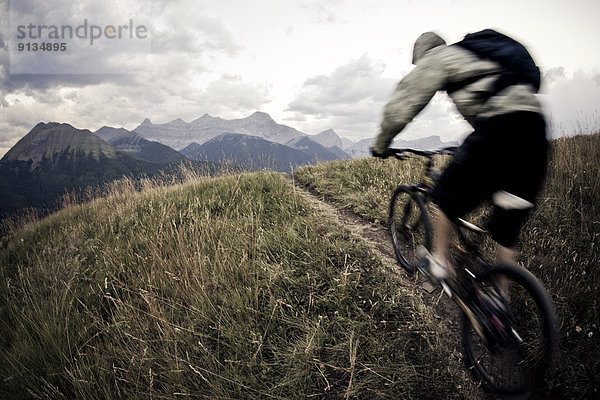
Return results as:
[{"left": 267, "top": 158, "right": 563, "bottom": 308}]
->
[{"left": 373, "top": 32, "right": 543, "bottom": 153}]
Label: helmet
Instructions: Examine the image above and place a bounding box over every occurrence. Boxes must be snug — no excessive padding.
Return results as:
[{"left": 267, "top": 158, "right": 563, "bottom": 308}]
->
[{"left": 412, "top": 32, "right": 446, "bottom": 65}]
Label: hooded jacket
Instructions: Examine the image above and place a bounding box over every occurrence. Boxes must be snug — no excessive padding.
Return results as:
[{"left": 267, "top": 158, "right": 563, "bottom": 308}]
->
[{"left": 373, "top": 32, "right": 543, "bottom": 152}]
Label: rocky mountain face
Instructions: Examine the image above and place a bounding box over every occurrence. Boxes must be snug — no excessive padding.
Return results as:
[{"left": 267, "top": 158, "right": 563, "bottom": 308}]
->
[
  {"left": 95, "top": 126, "right": 186, "bottom": 164},
  {"left": 3, "top": 122, "right": 117, "bottom": 170},
  {"left": 133, "top": 112, "right": 349, "bottom": 157},
  {"left": 181, "top": 133, "right": 317, "bottom": 172},
  {"left": 0, "top": 123, "right": 205, "bottom": 217},
  {"left": 313, "top": 129, "right": 344, "bottom": 149},
  {"left": 283, "top": 136, "right": 346, "bottom": 163},
  {"left": 94, "top": 126, "right": 132, "bottom": 142}
]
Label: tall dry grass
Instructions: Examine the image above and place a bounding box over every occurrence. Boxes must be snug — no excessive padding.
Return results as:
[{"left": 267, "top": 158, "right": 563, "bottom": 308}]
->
[
  {"left": 0, "top": 170, "right": 478, "bottom": 399},
  {"left": 520, "top": 133, "right": 600, "bottom": 398}
]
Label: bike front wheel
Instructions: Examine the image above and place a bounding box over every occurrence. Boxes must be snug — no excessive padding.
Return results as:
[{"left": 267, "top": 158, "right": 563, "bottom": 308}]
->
[
  {"left": 388, "top": 185, "right": 432, "bottom": 274},
  {"left": 461, "top": 263, "right": 559, "bottom": 395}
]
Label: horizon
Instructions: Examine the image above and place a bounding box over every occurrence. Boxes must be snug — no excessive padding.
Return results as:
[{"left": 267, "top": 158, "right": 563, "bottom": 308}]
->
[
  {"left": 2, "top": 0, "right": 599, "bottom": 157},
  {"left": 4, "top": 112, "right": 469, "bottom": 161},
  {"left": 2, "top": 111, "right": 360, "bottom": 152}
]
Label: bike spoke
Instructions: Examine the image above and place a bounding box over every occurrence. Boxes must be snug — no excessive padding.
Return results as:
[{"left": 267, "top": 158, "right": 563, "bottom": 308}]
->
[
  {"left": 389, "top": 187, "right": 432, "bottom": 274},
  {"left": 462, "top": 265, "right": 557, "bottom": 395}
]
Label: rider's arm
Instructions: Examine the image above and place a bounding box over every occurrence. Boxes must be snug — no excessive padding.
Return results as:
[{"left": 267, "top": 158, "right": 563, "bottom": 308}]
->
[{"left": 373, "top": 52, "right": 447, "bottom": 154}]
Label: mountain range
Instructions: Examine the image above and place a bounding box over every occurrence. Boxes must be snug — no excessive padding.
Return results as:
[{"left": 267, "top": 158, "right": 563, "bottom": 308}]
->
[
  {"left": 0, "top": 112, "right": 459, "bottom": 218},
  {"left": 133, "top": 111, "right": 349, "bottom": 157},
  {"left": 131, "top": 111, "right": 457, "bottom": 159}
]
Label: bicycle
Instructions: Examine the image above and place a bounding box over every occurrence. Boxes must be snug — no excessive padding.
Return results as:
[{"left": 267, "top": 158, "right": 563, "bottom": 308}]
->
[{"left": 387, "top": 146, "right": 559, "bottom": 395}]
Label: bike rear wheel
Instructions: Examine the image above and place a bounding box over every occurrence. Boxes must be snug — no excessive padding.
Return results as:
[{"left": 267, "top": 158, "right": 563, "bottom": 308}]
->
[
  {"left": 388, "top": 185, "right": 432, "bottom": 274},
  {"left": 461, "top": 263, "right": 558, "bottom": 395}
]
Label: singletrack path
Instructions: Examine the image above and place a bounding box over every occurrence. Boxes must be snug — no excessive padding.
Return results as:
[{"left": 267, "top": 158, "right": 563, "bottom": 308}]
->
[
  {"left": 285, "top": 173, "right": 454, "bottom": 311},
  {"left": 285, "top": 174, "right": 540, "bottom": 400}
]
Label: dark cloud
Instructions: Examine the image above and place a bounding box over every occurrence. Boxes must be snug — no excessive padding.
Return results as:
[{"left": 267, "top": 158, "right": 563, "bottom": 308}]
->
[
  {"left": 1, "top": 0, "right": 152, "bottom": 90},
  {"left": 2, "top": 74, "right": 137, "bottom": 94},
  {"left": 1, "top": 0, "right": 238, "bottom": 91},
  {"left": 150, "top": 10, "right": 240, "bottom": 56},
  {"left": 0, "top": 0, "right": 256, "bottom": 155}
]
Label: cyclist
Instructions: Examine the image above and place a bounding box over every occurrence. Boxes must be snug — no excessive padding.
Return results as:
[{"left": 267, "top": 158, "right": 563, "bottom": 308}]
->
[{"left": 371, "top": 30, "right": 548, "bottom": 293}]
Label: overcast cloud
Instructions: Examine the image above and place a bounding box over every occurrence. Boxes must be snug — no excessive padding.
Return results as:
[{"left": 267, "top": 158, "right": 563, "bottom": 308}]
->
[
  {"left": 285, "top": 54, "right": 397, "bottom": 137},
  {"left": 1, "top": 0, "right": 600, "bottom": 156}
]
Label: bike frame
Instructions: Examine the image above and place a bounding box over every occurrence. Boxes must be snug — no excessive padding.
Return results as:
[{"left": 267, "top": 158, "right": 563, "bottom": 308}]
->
[{"left": 392, "top": 147, "right": 490, "bottom": 267}]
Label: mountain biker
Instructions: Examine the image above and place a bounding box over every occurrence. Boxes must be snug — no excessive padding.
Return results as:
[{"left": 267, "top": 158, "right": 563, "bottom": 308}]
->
[{"left": 371, "top": 30, "right": 548, "bottom": 293}]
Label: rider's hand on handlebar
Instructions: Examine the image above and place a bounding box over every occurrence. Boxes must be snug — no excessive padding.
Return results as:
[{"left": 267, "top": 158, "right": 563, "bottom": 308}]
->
[{"left": 370, "top": 146, "right": 393, "bottom": 159}]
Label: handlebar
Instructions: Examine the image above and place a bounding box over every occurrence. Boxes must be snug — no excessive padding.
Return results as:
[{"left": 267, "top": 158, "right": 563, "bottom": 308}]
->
[{"left": 388, "top": 146, "right": 458, "bottom": 160}]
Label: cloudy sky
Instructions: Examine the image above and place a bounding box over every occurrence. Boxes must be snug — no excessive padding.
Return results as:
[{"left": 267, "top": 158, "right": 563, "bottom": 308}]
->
[{"left": 1, "top": 0, "right": 599, "bottom": 156}]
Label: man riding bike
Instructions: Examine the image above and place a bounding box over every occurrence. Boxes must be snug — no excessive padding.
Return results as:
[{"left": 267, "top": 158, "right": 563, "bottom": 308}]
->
[{"left": 371, "top": 30, "right": 548, "bottom": 294}]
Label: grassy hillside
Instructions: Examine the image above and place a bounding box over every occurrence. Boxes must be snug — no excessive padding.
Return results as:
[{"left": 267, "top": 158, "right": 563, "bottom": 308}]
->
[
  {"left": 295, "top": 133, "right": 600, "bottom": 399},
  {"left": 0, "top": 171, "right": 479, "bottom": 398}
]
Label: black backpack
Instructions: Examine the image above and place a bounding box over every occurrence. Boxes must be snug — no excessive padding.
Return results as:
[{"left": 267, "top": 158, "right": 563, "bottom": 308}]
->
[{"left": 446, "top": 29, "right": 541, "bottom": 96}]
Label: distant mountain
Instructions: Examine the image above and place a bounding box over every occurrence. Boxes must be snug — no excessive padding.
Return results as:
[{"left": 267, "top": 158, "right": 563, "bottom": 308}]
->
[
  {"left": 309, "top": 129, "right": 350, "bottom": 159},
  {"left": 313, "top": 129, "right": 344, "bottom": 149},
  {"left": 345, "top": 138, "right": 374, "bottom": 159},
  {"left": 324, "top": 145, "right": 350, "bottom": 160},
  {"left": 3, "top": 122, "right": 117, "bottom": 169},
  {"left": 181, "top": 133, "right": 316, "bottom": 172},
  {"left": 341, "top": 137, "right": 357, "bottom": 150},
  {"left": 0, "top": 122, "right": 211, "bottom": 217},
  {"left": 134, "top": 117, "right": 210, "bottom": 151},
  {"left": 394, "top": 136, "right": 459, "bottom": 152},
  {"left": 284, "top": 135, "right": 347, "bottom": 162},
  {"left": 95, "top": 126, "right": 186, "bottom": 164},
  {"left": 345, "top": 135, "right": 460, "bottom": 158},
  {"left": 94, "top": 126, "right": 132, "bottom": 142},
  {"left": 133, "top": 112, "right": 347, "bottom": 155}
]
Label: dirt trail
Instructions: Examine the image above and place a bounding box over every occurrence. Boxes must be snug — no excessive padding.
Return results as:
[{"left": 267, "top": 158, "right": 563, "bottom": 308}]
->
[
  {"left": 288, "top": 176, "right": 399, "bottom": 271},
  {"left": 285, "top": 174, "right": 544, "bottom": 400},
  {"left": 286, "top": 174, "right": 453, "bottom": 310}
]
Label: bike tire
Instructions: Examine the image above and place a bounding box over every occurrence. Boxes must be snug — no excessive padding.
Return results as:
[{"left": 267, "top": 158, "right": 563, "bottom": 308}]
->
[
  {"left": 388, "top": 185, "right": 432, "bottom": 274},
  {"left": 461, "top": 263, "right": 559, "bottom": 395}
]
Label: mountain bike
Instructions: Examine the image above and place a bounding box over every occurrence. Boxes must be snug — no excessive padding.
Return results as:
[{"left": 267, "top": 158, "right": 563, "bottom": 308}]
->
[{"left": 387, "top": 147, "right": 559, "bottom": 395}]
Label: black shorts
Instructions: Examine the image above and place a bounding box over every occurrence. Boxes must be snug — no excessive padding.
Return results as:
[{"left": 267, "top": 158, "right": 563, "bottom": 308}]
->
[{"left": 431, "top": 112, "right": 548, "bottom": 248}]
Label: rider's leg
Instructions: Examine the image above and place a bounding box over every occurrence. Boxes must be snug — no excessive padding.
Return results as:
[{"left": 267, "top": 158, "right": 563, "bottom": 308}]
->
[
  {"left": 432, "top": 206, "right": 456, "bottom": 277},
  {"left": 496, "top": 244, "right": 517, "bottom": 265},
  {"left": 430, "top": 128, "right": 489, "bottom": 279},
  {"left": 495, "top": 244, "right": 517, "bottom": 298}
]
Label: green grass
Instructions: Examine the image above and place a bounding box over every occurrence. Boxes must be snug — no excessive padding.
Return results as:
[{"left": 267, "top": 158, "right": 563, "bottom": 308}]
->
[
  {"left": 295, "top": 133, "right": 600, "bottom": 399},
  {"left": 1, "top": 171, "right": 478, "bottom": 399}
]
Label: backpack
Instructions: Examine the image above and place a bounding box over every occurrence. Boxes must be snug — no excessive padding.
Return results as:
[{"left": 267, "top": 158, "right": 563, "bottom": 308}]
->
[{"left": 446, "top": 29, "right": 541, "bottom": 96}]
